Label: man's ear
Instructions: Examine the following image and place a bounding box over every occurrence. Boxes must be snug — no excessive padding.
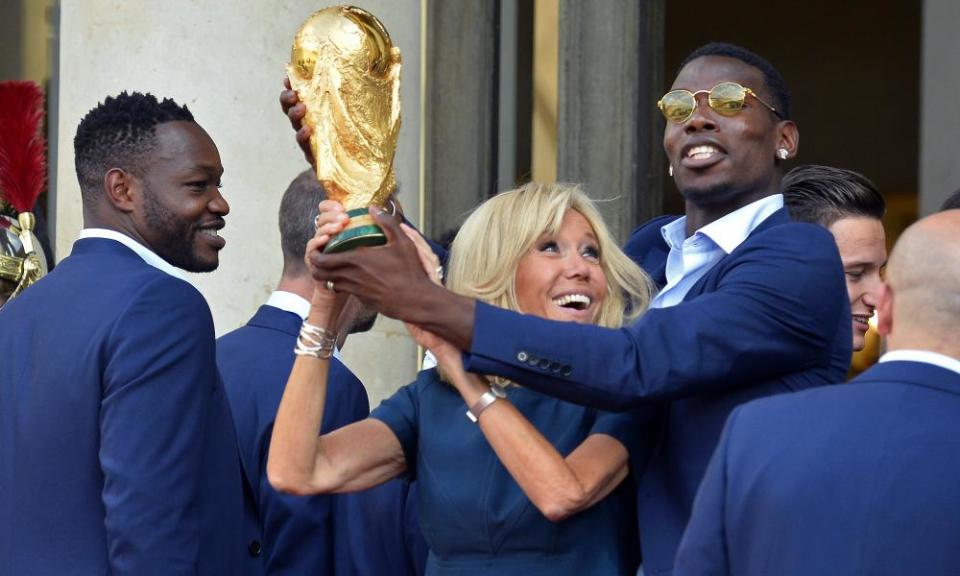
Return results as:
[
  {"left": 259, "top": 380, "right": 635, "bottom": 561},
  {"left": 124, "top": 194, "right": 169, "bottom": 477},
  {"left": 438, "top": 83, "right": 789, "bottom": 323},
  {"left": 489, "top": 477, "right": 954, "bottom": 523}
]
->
[
  {"left": 776, "top": 120, "right": 799, "bottom": 160},
  {"left": 876, "top": 282, "right": 893, "bottom": 337},
  {"left": 104, "top": 168, "right": 138, "bottom": 213}
]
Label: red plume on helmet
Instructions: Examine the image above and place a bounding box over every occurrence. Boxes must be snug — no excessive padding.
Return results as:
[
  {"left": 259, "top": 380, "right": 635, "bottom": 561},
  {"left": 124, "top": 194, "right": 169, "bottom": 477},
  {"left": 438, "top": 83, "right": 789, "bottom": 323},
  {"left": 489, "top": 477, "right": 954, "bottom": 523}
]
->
[{"left": 0, "top": 81, "right": 47, "bottom": 214}]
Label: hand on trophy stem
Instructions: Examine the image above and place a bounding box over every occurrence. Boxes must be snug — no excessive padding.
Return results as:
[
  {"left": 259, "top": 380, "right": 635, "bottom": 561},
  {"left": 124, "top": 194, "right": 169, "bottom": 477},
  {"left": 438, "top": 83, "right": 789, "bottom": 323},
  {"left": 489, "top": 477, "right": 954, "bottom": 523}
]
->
[
  {"left": 305, "top": 231, "right": 350, "bottom": 332},
  {"left": 280, "top": 77, "right": 315, "bottom": 167},
  {"left": 310, "top": 199, "right": 349, "bottom": 247},
  {"left": 306, "top": 207, "right": 477, "bottom": 351}
]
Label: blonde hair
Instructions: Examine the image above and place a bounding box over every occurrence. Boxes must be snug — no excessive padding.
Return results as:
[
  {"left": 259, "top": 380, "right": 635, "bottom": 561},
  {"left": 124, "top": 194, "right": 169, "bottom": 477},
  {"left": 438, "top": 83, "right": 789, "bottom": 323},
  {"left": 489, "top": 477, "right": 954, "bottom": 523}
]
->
[{"left": 445, "top": 182, "right": 653, "bottom": 329}]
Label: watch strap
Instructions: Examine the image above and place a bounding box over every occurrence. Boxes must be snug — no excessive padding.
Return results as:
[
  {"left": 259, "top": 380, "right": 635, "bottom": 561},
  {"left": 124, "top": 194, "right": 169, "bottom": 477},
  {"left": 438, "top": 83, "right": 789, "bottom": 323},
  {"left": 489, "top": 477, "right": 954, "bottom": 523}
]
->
[{"left": 466, "top": 385, "right": 506, "bottom": 423}]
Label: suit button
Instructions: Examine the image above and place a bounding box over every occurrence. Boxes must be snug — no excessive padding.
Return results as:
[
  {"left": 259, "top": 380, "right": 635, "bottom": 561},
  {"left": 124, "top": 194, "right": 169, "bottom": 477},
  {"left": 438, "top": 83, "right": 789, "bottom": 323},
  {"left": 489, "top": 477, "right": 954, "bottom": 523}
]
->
[
  {"left": 517, "top": 351, "right": 529, "bottom": 362},
  {"left": 538, "top": 358, "right": 551, "bottom": 370},
  {"left": 248, "top": 540, "right": 262, "bottom": 558},
  {"left": 550, "top": 362, "right": 562, "bottom": 373},
  {"left": 527, "top": 355, "right": 540, "bottom": 366},
  {"left": 561, "top": 366, "right": 572, "bottom": 377}
]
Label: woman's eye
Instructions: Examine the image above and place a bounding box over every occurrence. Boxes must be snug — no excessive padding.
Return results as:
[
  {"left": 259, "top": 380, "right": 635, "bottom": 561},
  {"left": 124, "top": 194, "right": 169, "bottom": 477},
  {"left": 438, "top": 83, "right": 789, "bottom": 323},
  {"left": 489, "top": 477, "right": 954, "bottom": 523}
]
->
[
  {"left": 538, "top": 241, "right": 559, "bottom": 253},
  {"left": 845, "top": 269, "right": 864, "bottom": 281},
  {"left": 582, "top": 246, "right": 600, "bottom": 261}
]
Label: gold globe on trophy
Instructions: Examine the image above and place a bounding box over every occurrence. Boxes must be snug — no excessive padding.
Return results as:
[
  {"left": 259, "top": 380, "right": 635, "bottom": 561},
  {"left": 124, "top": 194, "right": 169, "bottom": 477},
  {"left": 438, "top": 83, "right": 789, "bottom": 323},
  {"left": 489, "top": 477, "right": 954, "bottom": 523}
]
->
[{"left": 288, "top": 5, "right": 402, "bottom": 253}]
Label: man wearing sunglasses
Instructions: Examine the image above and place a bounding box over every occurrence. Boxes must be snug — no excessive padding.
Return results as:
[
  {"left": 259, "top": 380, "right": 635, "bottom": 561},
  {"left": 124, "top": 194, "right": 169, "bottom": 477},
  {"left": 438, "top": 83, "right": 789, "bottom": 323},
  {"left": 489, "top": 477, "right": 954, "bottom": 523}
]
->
[{"left": 288, "top": 42, "right": 849, "bottom": 576}]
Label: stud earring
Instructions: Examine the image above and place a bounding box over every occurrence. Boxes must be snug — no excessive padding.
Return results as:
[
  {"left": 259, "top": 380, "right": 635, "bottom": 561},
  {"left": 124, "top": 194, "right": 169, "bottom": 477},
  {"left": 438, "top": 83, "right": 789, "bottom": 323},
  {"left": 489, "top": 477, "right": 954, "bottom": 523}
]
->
[
  {"left": 777, "top": 148, "right": 789, "bottom": 160},
  {"left": 668, "top": 164, "right": 674, "bottom": 177}
]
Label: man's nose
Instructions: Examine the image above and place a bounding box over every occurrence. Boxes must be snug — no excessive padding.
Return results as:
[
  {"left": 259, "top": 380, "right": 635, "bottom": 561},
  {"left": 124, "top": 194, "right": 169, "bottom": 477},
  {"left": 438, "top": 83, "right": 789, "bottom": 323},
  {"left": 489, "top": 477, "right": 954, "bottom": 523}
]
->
[
  {"left": 210, "top": 190, "right": 230, "bottom": 216},
  {"left": 685, "top": 94, "right": 718, "bottom": 133}
]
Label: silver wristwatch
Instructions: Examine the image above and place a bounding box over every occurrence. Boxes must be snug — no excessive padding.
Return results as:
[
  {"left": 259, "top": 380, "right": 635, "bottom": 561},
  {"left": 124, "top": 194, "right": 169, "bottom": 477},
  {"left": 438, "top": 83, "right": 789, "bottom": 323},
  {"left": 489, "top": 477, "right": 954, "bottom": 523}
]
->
[{"left": 466, "top": 384, "right": 507, "bottom": 423}]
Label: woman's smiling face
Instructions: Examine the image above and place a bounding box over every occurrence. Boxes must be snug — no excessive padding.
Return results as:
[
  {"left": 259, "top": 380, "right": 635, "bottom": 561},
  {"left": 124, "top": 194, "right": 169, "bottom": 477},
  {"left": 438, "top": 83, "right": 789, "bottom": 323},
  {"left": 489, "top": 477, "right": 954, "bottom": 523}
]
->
[{"left": 514, "top": 210, "right": 608, "bottom": 324}]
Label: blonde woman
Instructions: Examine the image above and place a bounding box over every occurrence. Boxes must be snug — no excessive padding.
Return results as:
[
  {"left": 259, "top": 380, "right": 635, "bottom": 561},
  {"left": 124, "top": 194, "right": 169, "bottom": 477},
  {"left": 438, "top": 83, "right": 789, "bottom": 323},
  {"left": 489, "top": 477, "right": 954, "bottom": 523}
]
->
[{"left": 268, "top": 183, "right": 654, "bottom": 575}]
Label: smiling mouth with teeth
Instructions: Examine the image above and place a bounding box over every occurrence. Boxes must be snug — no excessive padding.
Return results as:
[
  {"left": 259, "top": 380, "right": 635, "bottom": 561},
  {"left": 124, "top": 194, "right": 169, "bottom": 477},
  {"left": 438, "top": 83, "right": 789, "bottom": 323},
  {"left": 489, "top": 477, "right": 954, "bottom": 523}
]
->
[
  {"left": 553, "top": 294, "right": 592, "bottom": 311},
  {"left": 200, "top": 229, "right": 220, "bottom": 238},
  {"left": 687, "top": 145, "right": 719, "bottom": 160}
]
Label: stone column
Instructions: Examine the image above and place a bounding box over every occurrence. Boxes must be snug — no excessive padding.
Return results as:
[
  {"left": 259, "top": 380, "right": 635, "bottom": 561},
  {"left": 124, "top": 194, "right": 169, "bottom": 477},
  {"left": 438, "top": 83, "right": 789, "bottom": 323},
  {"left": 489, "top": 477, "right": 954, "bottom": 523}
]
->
[
  {"left": 423, "top": 0, "right": 500, "bottom": 240},
  {"left": 920, "top": 0, "right": 960, "bottom": 214},
  {"left": 557, "top": 0, "right": 664, "bottom": 242}
]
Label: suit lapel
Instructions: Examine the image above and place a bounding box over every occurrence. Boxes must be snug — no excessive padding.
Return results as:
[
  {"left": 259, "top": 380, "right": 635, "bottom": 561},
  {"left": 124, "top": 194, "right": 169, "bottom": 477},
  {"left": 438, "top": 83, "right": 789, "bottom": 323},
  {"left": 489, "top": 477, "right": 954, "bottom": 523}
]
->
[{"left": 681, "top": 207, "right": 792, "bottom": 301}]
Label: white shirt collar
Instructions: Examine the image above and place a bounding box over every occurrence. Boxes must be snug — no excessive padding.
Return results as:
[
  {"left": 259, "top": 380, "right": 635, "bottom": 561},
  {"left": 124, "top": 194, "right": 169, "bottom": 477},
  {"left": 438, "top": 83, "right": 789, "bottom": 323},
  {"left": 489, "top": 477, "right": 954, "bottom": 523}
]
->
[
  {"left": 879, "top": 350, "right": 960, "bottom": 376},
  {"left": 660, "top": 194, "right": 784, "bottom": 254},
  {"left": 265, "top": 290, "right": 311, "bottom": 320},
  {"left": 79, "top": 228, "right": 186, "bottom": 281},
  {"left": 264, "top": 290, "right": 342, "bottom": 360}
]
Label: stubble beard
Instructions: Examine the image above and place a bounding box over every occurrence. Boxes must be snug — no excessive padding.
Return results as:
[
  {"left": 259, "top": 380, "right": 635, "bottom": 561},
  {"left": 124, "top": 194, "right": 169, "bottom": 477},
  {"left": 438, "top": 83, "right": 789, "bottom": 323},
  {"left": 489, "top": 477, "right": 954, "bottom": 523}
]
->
[{"left": 143, "top": 192, "right": 217, "bottom": 273}]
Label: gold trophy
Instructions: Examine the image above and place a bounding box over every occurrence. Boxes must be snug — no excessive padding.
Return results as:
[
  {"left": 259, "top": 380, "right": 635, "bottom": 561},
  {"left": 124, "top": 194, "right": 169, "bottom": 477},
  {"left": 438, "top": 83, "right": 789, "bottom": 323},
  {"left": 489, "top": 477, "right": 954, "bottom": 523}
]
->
[{"left": 288, "top": 5, "right": 402, "bottom": 253}]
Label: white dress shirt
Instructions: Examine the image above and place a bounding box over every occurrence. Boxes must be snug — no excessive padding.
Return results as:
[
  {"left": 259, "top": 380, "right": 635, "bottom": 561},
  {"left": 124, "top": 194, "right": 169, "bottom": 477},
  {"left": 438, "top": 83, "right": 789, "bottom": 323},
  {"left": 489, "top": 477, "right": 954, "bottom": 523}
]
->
[
  {"left": 879, "top": 349, "right": 960, "bottom": 376},
  {"left": 79, "top": 228, "right": 186, "bottom": 281},
  {"left": 265, "top": 290, "right": 311, "bottom": 320},
  {"left": 650, "top": 194, "right": 784, "bottom": 309}
]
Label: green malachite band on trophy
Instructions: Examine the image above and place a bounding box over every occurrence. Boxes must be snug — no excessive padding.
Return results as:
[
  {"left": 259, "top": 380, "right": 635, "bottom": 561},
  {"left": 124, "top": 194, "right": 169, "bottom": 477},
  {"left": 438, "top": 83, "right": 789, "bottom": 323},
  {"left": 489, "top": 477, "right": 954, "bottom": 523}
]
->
[{"left": 323, "top": 207, "right": 388, "bottom": 253}]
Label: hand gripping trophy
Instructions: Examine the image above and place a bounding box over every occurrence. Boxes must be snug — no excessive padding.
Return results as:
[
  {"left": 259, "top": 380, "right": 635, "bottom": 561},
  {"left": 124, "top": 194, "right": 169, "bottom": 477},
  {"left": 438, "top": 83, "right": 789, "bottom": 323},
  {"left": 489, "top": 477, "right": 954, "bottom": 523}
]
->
[
  {"left": 288, "top": 5, "right": 402, "bottom": 253},
  {"left": 0, "top": 81, "right": 48, "bottom": 308}
]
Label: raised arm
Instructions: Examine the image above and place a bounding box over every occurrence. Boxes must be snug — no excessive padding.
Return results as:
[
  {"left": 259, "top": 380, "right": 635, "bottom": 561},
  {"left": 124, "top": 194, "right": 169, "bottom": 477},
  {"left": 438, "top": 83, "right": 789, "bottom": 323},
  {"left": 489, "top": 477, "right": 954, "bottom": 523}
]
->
[
  {"left": 267, "top": 230, "right": 407, "bottom": 496},
  {"left": 462, "top": 222, "right": 850, "bottom": 409},
  {"left": 310, "top": 212, "right": 847, "bottom": 412}
]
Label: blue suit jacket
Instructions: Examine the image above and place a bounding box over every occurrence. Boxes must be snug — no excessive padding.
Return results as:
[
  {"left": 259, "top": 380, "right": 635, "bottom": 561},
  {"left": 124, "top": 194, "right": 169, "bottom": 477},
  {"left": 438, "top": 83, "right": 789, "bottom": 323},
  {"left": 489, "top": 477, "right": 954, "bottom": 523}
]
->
[
  {"left": 463, "top": 208, "right": 851, "bottom": 575},
  {"left": 217, "top": 304, "right": 428, "bottom": 575},
  {"left": 0, "top": 238, "right": 243, "bottom": 575},
  {"left": 675, "top": 359, "right": 960, "bottom": 576}
]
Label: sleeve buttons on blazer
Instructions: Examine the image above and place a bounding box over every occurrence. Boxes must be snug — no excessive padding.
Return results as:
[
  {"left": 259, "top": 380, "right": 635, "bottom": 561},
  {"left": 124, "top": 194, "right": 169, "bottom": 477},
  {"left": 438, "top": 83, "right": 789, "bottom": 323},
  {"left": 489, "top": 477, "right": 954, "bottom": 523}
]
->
[
  {"left": 527, "top": 355, "right": 540, "bottom": 366},
  {"left": 517, "top": 351, "right": 529, "bottom": 362},
  {"left": 247, "top": 540, "right": 262, "bottom": 558},
  {"left": 538, "top": 358, "right": 551, "bottom": 370},
  {"left": 549, "top": 361, "right": 562, "bottom": 373},
  {"left": 561, "top": 366, "right": 572, "bottom": 377}
]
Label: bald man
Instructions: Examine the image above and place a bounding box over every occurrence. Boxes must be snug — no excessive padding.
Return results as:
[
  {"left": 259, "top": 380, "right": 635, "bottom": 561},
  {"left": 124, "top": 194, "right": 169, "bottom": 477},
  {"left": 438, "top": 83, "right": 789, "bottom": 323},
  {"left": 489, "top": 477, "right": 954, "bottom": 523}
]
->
[{"left": 674, "top": 210, "right": 960, "bottom": 576}]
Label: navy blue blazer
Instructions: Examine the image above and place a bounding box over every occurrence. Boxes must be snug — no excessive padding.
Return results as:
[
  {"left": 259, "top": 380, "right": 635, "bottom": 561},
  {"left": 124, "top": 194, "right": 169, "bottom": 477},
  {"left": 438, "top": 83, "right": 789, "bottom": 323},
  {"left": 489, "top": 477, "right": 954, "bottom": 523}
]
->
[
  {"left": 675, "top": 359, "right": 960, "bottom": 576},
  {"left": 463, "top": 208, "right": 851, "bottom": 575},
  {"left": 217, "top": 304, "right": 428, "bottom": 575},
  {"left": 0, "top": 238, "right": 243, "bottom": 575}
]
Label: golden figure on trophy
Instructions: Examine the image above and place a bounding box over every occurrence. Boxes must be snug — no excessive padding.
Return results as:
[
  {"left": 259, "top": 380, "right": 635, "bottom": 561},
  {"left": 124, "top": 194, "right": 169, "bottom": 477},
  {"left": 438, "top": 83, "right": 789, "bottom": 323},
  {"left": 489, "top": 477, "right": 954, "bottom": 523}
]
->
[{"left": 288, "top": 5, "right": 402, "bottom": 253}]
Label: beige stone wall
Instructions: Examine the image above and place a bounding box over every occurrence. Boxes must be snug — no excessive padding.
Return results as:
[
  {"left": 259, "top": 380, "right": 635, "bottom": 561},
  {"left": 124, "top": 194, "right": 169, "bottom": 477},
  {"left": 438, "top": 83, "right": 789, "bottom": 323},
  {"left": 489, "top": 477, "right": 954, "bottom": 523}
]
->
[{"left": 55, "top": 0, "right": 423, "bottom": 405}]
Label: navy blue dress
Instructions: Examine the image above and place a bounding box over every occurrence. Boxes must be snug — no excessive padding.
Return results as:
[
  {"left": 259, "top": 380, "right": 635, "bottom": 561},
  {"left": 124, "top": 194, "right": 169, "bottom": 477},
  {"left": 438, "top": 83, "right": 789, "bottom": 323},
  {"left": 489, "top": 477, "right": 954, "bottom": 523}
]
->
[{"left": 370, "top": 369, "right": 641, "bottom": 575}]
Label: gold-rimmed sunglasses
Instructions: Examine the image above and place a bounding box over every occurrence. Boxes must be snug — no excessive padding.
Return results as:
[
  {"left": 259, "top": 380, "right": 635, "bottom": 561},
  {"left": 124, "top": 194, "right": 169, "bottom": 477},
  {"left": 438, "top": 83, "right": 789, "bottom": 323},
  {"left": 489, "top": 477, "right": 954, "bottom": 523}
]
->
[{"left": 657, "top": 81, "right": 782, "bottom": 124}]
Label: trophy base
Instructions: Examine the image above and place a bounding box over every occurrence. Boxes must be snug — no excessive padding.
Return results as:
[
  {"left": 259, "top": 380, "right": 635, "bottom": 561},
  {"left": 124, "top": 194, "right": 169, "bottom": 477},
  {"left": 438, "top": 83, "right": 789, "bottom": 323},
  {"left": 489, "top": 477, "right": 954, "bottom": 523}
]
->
[{"left": 323, "top": 208, "right": 387, "bottom": 253}]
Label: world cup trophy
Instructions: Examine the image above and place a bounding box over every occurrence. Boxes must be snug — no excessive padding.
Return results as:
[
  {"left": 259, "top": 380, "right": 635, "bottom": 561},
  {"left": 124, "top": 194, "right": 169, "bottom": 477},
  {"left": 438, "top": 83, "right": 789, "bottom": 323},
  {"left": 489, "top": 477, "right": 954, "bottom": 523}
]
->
[{"left": 288, "top": 5, "right": 402, "bottom": 253}]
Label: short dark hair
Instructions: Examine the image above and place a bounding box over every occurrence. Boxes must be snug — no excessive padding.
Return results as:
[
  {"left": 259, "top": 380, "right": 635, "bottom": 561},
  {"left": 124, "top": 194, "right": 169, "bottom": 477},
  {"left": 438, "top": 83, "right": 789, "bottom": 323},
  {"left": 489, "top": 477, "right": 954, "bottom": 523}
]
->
[
  {"left": 279, "top": 169, "right": 327, "bottom": 269},
  {"left": 680, "top": 42, "right": 792, "bottom": 120},
  {"left": 74, "top": 92, "right": 194, "bottom": 205},
  {"left": 941, "top": 188, "right": 960, "bottom": 211},
  {"left": 783, "top": 165, "right": 885, "bottom": 227}
]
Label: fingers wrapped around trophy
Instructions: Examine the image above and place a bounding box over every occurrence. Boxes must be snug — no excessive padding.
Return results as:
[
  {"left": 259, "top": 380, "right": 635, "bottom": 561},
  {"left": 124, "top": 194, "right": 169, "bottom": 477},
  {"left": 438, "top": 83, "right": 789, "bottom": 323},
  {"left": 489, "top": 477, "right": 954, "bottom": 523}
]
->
[{"left": 288, "top": 5, "right": 402, "bottom": 253}]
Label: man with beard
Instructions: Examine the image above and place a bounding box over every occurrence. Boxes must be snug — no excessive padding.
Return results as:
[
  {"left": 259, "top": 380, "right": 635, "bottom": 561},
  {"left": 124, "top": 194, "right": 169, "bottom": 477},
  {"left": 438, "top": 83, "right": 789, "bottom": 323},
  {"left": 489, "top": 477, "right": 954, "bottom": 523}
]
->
[
  {"left": 217, "top": 169, "right": 426, "bottom": 575},
  {"left": 0, "top": 92, "right": 242, "bottom": 575},
  {"left": 284, "top": 42, "right": 849, "bottom": 575}
]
